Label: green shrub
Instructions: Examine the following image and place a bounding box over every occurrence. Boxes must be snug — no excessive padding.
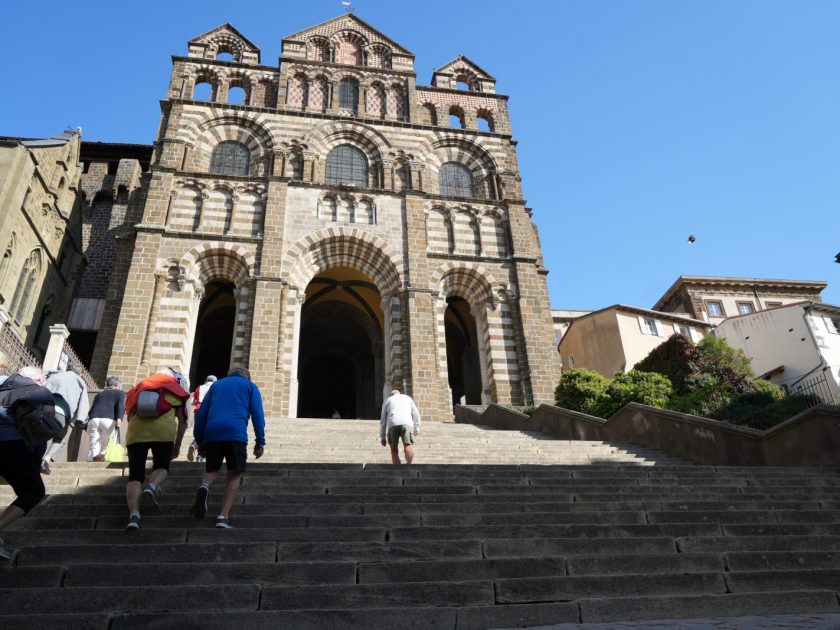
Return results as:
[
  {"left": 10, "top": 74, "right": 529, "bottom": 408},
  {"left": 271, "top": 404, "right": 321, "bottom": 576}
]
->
[
  {"left": 717, "top": 380, "right": 785, "bottom": 422},
  {"left": 599, "top": 370, "right": 673, "bottom": 417},
  {"left": 554, "top": 368, "right": 610, "bottom": 416},
  {"left": 731, "top": 394, "right": 823, "bottom": 431}
]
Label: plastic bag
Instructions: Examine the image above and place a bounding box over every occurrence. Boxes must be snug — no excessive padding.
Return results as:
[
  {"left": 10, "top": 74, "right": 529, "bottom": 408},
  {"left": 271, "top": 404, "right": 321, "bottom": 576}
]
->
[{"left": 105, "top": 429, "right": 126, "bottom": 463}]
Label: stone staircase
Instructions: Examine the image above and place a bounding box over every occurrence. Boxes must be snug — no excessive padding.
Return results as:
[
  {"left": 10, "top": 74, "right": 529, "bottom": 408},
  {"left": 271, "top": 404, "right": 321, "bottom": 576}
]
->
[{"left": 1, "top": 418, "right": 840, "bottom": 629}]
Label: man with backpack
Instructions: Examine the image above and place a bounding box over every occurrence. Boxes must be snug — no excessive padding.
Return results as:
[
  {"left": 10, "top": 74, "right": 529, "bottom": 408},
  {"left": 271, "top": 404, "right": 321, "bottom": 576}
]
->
[
  {"left": 123, "top": 367, "right": 189, "bottom": 530},
  {"left": 41, "top": 363, "right": 89, "bottom": 474},
  {"left": 0, "top": 366, "right": 58, "bottom": 559}
]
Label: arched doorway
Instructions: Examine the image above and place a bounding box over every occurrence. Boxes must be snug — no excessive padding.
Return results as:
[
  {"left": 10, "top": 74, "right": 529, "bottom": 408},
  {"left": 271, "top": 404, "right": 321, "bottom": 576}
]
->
[
  {"left": 444, "top": 296, "right": 482, "bottom": 408},
  {"left": 296, "top": 267, "right": 384, "bottom": 418},
  {"left": 189, "top": 281, "right": 236, "bottom": 387}
]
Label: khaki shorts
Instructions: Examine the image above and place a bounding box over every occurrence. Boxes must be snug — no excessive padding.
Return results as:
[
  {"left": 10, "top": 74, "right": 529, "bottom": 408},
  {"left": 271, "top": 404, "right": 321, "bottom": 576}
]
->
[{"left": 387, "top": 425, "right": 414, "bottom": 447}]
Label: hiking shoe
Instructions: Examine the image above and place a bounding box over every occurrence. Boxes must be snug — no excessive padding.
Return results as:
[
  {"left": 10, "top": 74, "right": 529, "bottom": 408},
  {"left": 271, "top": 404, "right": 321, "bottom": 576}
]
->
[
  {"left": 0, "top": 537, "right": 12, "bottom": 560},
  {"left": 40, "top": 460, "right": 51, "bottom": 475},
  {"left": 142, "top": 486, "right": 160, "bottom": 512},
  {"left": 187, "top": 443, "right": 196, "bottom": 462},
  {"left": 215, "top": 516, "right": 232, "bottom": 529},
  {"left": 125, "top": 515, "right": 141, "bottom": 530},
  {"left": 192, "top": 486, "right": 209, "bottom": 520}
]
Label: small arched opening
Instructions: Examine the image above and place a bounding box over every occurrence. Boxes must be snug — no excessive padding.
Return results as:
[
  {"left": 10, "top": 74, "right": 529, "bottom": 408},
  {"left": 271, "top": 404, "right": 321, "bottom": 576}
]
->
[
  {"left": 189, "top": 281, "right": 236, "bottom": 387},
  {"left": 444, "top": 296, "right": 482, "bottom": 408}
]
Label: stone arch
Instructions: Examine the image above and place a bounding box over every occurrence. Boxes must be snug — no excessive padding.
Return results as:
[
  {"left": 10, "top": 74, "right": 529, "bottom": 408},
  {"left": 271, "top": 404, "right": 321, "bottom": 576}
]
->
[
  {"left": 207, "top": 35, "right": 246, "bottom": 62},
  {"left": 226, "top": 71, "right": 253, "bottom": 105},
  {"left": 366, "top": 43, "right": 392, "bottom": 69},
  {"left": 282, "top": 227, "right": 405, "bottom": 416},
  {"left": 189, "top": 114, "right": 274, "bottom": 177},
  {"left": 180, "top": 242, "right": 257, "bottom": 289},
  {"left": 422, "top": 136, "right": 499, "bottom": 199},
  {"left": 283, "top": 227, "right": 402, "bottom": 295},
  {"left": 432, "top": 263, "right": 496, "bottom": 306},
  {"left": 306, "top": 121, "right": 390, "bottom": 187},
  {"left": 432, "top": 262, "right": 513, "bottom": 406},
  {"left": 332, "top": 30, "right": 367, "bottom": 66},
  {"left": 307, "top": 36, "right": 331, "bottom": 62}
]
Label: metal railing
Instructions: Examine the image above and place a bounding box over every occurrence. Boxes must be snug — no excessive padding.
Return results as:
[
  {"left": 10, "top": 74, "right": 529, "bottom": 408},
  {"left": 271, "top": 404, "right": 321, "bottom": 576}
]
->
[
  {"left": 790, "top": 372, "right": 837, "bottom": 406},
  {"left": 0, "top": 318, "right": 40, "bottom": 375},
  {"left": 60, "top": 339, "right": 100, "bottom": 391}
]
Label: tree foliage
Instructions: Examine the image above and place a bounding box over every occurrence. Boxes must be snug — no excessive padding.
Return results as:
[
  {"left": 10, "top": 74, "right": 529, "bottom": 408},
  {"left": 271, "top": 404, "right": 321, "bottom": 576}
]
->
[
  {"left": 635, "top": 334, "right": 756, "bottom": 417},
  {"left": 554, "top": 368, "right": 610, "bottom": 416},
  {"left": 554, "top": 368, "right": 672, "bottom": 418}
]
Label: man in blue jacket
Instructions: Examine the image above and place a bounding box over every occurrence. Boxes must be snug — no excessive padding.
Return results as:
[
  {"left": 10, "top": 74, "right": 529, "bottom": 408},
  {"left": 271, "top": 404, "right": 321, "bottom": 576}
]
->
[{"left": 191, "top": 366, "right": 266, "bottom": 528}]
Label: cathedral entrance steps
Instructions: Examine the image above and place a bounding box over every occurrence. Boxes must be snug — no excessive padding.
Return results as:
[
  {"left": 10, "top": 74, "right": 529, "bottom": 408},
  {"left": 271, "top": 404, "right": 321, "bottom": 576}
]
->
[
  {"left": 256, "top": 417, "right": 688, "bottom": 465},
  {"left": 2, "top": 421, "right": 840, "bottom": 627}
]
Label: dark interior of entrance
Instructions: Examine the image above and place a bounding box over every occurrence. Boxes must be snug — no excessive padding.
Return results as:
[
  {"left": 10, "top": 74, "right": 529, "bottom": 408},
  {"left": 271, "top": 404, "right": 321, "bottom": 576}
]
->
[
  {"left": 297, "top": 267, "right": 384, "bottom": 419},
  {"left": 189, "top": 281, "right": 236, "bottom": 388},
  {"left": 445, "top": 296, "right": 482, "bottom": 408}
]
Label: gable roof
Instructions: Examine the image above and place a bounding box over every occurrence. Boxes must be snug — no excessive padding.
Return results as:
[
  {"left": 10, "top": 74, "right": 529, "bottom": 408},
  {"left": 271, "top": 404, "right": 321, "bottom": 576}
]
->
[
  {"left": 653, "top": 275, "right": 828, "bottom": 311},
  {"left": 282, "top": 13, "right": 413, "bottom": 56},
  {"left": 433, "top": 54, "right": 496, "bottom": 80},
  {"left": 558, "top": 304, "right": 711, "bottom": 346},
  {"left": 188, "top": 23, "right": 261, "bottom": 53}
]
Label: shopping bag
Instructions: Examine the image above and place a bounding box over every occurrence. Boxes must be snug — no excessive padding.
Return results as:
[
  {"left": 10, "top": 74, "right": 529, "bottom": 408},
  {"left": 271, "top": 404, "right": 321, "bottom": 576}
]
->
[{"left": 104, "top": 428, "right": 127, "bottom": 463}]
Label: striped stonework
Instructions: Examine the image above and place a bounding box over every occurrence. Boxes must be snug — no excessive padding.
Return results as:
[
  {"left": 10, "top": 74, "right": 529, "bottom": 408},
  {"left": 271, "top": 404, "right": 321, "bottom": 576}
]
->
[{"left": 104, "top": 15, "right": 561, "bottom": 419}]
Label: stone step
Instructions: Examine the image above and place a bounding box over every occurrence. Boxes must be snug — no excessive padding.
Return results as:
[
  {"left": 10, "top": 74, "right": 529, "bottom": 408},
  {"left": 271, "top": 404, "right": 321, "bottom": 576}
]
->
[
  {"left": 4, "top": 417, "right": 840, "bottom": 627},
  {"left": 0, "top": 585, "right": 262, "bottom": 614}
]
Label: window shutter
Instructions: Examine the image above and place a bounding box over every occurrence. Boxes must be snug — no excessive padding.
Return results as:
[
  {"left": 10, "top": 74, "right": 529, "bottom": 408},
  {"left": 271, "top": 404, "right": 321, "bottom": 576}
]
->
[
  {"left": 672, "top": 323, "right": 681, "bottom": 334},
  {"left": 653, "top": 319, "right": 664, "bottom": 337}
]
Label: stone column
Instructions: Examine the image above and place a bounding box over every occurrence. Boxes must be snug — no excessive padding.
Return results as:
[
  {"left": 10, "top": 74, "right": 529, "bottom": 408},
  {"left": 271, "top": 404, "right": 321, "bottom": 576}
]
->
[
  {"left": 471, "top": 303, "right": 493, "bottom": 404},
  {"left": 42, "top": 324, "right": 70, "bottom": 372}
]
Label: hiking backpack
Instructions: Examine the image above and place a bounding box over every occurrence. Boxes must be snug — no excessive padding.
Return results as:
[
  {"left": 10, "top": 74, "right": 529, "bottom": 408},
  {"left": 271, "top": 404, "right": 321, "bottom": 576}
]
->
[{"left": 14, "top": 399, "right": 64, "bottom": 448}]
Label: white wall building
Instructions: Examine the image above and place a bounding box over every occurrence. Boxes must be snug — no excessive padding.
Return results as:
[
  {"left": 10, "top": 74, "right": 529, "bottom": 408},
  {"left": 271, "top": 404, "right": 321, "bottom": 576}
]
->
[{"left": 714, "top": 302, "right": 840, "bottom": 404}]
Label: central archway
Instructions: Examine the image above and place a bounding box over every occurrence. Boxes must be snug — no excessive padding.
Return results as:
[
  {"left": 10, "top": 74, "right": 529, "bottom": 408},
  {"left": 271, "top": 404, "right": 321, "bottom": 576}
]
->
[{"left": 296, "top": 266, "right": 384, "bottom": 419}]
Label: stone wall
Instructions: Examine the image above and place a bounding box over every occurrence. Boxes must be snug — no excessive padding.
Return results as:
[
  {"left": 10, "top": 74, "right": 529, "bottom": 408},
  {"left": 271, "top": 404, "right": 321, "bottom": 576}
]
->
[{"left": 455, "top": 402, "right": 840, "bottom": 467}]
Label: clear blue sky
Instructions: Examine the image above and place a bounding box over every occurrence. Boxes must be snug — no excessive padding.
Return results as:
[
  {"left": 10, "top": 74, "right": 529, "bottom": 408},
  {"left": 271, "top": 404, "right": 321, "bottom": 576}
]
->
[{"left": 4, "top": 0, "right": 837, "bottom": 308}]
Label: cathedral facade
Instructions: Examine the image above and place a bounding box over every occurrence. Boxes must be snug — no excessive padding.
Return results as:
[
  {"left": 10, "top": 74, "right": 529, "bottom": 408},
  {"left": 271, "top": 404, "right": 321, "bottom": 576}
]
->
[{"left": 93, "top": 15, "right": 560, "bottom": 419}]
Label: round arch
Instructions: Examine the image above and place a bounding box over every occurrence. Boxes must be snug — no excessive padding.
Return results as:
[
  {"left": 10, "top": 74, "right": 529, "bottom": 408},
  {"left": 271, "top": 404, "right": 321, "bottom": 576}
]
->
[{"left": 283, "top": 227, "right": 402, "bottom": 296}]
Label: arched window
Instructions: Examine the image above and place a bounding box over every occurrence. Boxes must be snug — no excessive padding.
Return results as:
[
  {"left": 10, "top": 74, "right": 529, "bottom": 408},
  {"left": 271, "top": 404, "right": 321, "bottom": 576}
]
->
[
  {"left": 194, "top": 81, "right": 213, "bottom": 101},
  {"left": 439, "top": 162, "right": 474, "bottom": 198},
  {"left": 210, "top": 141, "right": 250, "bottom": 177},
  {"left": 338, "top": 77, "right": 359, "bottom": 112},
  {"left": 477, "top": 111, "right": 494, "bottom": 132},
  {"left": 228, "top": 86, "right": 246, "bottom": 105},
  {"left": 449, "top": 106, "right": 465, "bottom": 129},
  {"left": 326, "top": 144, "right": 368, "bottom": 187},
  {"left": 10, "top": 249, "right": 42, "bottom": 322}
]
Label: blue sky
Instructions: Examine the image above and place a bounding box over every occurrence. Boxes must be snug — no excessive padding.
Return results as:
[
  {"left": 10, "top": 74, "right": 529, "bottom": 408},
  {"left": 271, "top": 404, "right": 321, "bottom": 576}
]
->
[{"left": 3, "top": 0, "right": 837, "bottom": 308}]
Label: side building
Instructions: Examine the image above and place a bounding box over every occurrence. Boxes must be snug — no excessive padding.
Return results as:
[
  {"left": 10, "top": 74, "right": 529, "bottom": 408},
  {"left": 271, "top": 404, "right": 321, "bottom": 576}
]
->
[
  {"left": 0, "top": 130, "right": 85, "bottom": 360},
  {"left": 558, "top": 305, "right": 711, "bottom": 378},
  {"left": 90, "top": 15, "right": 561, "bottom": 420},
  {"left": 654, "top": 275, "right": 827, "bottom": 325}
]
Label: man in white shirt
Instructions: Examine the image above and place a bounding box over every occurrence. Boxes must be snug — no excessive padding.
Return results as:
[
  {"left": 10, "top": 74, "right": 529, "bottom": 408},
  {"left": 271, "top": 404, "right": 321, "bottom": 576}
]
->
[{"left": 379, "top": 389, "right": 421, "bottom": 464}]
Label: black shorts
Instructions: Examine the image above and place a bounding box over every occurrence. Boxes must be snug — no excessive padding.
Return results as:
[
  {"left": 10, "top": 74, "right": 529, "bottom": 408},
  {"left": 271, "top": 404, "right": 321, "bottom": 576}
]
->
[
  {"left": 204, "top": 441, "right": 247, "bottom": 474},
  {"left": 127, "top": 442, "right": 173, "bottom": 482},
  {"left": 0, "top": 440, "right": 46, "bottom": 513}
]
